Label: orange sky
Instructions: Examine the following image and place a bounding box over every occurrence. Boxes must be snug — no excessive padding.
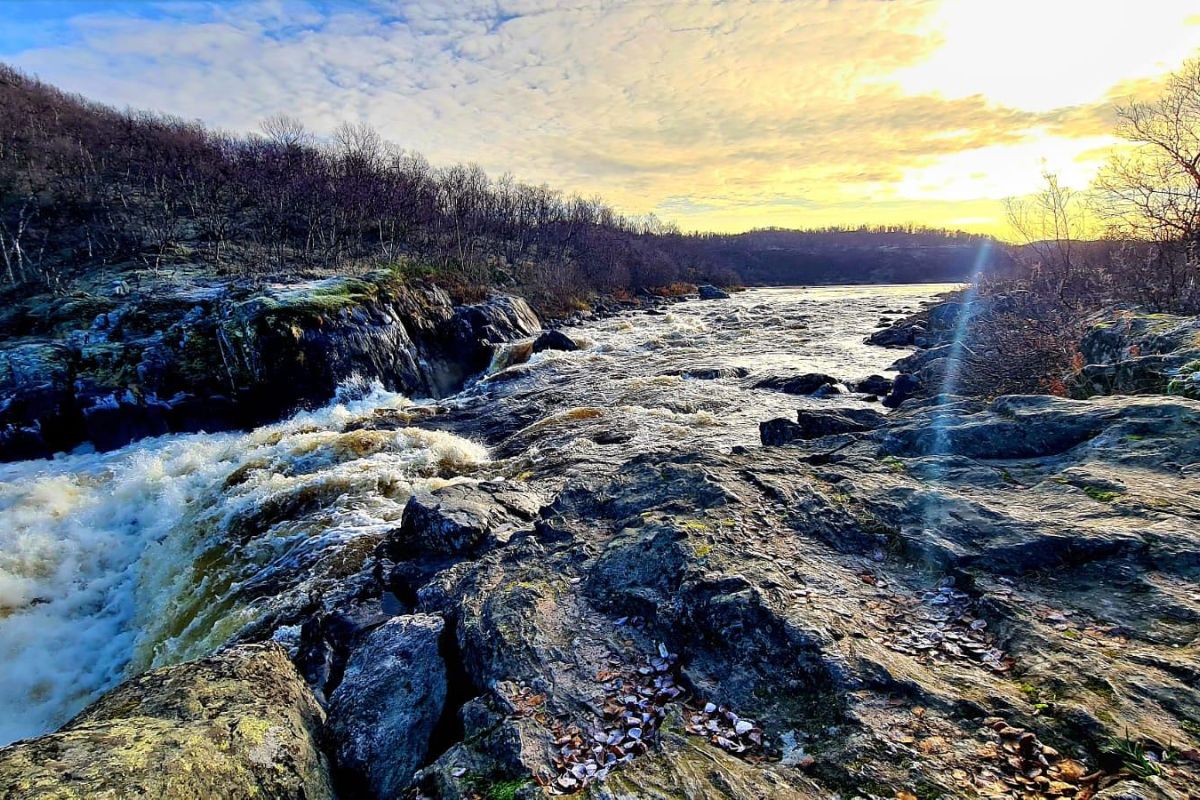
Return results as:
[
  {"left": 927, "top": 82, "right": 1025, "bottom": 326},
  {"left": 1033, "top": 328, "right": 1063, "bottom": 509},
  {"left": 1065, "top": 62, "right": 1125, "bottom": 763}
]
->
[{"left": 8, "top": 0, "right": 1200, "bottom": 236}]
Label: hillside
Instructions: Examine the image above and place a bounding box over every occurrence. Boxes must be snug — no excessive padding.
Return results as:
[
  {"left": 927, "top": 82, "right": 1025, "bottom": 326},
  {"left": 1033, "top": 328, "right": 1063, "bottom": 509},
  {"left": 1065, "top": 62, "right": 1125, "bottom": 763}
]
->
[{"left": 0, "top": 64, "right": 999, "bottom": 321}]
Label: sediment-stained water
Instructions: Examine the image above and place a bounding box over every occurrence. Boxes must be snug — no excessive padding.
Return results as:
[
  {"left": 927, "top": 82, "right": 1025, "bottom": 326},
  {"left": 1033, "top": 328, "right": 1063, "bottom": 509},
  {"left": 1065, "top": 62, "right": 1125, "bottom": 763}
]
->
[{"left": 0, "top": 283, "right": 949, "bottom": 745}]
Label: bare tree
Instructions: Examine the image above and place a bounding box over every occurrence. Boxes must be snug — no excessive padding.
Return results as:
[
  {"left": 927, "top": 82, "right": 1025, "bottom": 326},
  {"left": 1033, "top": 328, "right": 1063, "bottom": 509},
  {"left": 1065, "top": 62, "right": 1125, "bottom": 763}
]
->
[
  {"left": 260, "top": 113, "right": 310, "bottom": 150},
  {"left": 1093, "top": 57, "right": 1200, "bottom": 311},
  {"left": 1004, "top": 171, "right": 1092, "bottom": 305}
]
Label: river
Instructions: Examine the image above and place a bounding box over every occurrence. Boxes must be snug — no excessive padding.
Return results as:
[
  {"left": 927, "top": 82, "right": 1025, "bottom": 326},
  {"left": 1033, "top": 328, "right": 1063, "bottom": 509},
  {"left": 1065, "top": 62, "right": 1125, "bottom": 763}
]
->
[{"left": 0, "top": 283, "right": 951, "bottom": 745}]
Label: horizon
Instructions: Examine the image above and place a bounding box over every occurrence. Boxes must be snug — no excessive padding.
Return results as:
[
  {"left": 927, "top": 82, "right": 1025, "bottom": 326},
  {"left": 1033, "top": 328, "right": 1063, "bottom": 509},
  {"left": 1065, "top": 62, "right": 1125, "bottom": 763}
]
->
[{"left": 3, "top": 0, "right": 1200, "bottom": 238}]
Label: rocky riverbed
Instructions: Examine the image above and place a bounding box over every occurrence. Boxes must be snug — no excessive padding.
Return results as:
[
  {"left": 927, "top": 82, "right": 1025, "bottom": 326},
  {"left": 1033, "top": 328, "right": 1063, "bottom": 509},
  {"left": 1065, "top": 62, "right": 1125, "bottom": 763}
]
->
[{"left": 1, "top": 283, "right": 1197, "bottom": 800}]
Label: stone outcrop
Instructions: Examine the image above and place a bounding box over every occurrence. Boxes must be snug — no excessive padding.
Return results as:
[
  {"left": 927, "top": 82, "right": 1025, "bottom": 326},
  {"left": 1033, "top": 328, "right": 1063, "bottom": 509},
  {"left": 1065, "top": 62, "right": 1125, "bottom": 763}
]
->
[
  {"left": 395, "top": 392, "right": 1200, "bottom": 799},
  {"left": 383, "top": 480, "right": 542, "bottom": 559},
  {"left": 0, "top": 270, "right": 542, "bottom": 460},
  {"left": 0, "top": 644, "right": 333, "bottom": 800},
  {"left": 1071, "top": 309, "right": 1200, "bottom": 399}
]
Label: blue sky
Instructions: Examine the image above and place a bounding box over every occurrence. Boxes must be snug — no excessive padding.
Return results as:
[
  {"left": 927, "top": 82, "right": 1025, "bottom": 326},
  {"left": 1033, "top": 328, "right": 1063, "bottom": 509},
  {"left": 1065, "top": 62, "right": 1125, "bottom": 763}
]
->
[{"left": 4, "top": 0, "right": 1200, "bottom": 234}]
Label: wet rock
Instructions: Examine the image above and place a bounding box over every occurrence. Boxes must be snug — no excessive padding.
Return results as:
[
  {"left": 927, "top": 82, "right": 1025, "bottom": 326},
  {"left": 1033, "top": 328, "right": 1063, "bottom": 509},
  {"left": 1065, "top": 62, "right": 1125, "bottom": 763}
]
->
[
  {"left": 760, "top": 417, "right": 804, "bottom": 446},
  {"left": 882, "top": 372, "right": 921, "bottom": 408},
  {"left": 792, "top": 407, "right": 885, "bottom": 439},
  {"left": 532, "top": 329, "right": 580, "bottom": 353},
  {"left": 0, "top": 342, "right": 83, "bottom": 458},
  {"left": 328, "top": 614, "right": 448, "bottom": 800},
  {"left": 454, "top": 295, "right": 541, "bottom": 345},
  {"left": 0, "top": 644, "right": 333, "bottom": 800},
  {"left": 754, "top": 372, "right": 839, "bottom": 395},
  {"left": 854, "top": 374, "right": 893, "bottom": 395},
  {"left": 384, "top": 481, "right": 540, "bottom": 559},
  {"left": 867, "top": 298, "right": 968, "bottom": 348},
  {"left": 0, "top": 273, "right": 542, "bottom": 461},
  {"left": 697, "top": 285, "right": 730, "bottom": 300}
]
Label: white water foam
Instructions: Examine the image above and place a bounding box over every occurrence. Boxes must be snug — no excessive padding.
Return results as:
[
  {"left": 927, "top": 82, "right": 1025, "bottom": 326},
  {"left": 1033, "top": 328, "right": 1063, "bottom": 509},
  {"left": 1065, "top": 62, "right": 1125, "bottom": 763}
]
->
[{"left": 0, "top": 383, "right": 487, "bottom": 745}]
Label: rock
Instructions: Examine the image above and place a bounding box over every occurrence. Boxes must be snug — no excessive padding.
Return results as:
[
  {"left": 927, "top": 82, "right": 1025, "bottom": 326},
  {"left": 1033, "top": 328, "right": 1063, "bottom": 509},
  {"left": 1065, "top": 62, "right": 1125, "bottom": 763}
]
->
[
  {"left": 0, "top": 342, "right": 83, "bottom": 458},
  {"left": 882, "top": 372, "right": 921, "bottom": 408},
  {"left": 796, "top": 407, "right": 885, "bottom": 437},
  {"left": 379, "top": 392, "right": 1200, "bottom": 799},
  {"left": 328, "top": 614, "right": 448, "bottom": 800},
  {"left": 1071, "top": 310, "right": 1200, "bottom": 399},
  {"left": 754, "top": 372, "right": 839, "bottom": 395},
  {"left": 454, "top": 295, "right": 541, "bottom": 345},
  {"left": 761, "top": 408, "right": 884, "bottom": 446},
  {"left": 698, "top": 285, "right": 730, "bottom": 300},
  {"left": 760, "top": 417, "right": 803, "bottom": 446},
  {"left": 384, "top": 481, "right": 540, "bottom": 559},
  {"left": 532, "top": 329, "right": 580, "bottom": 353},
  {"left": 0, "top": 272, "right": 544, "bottom": 461},
  {"left": 927, "top": 300, "right": 964, "bottom": 330},
  {"left": 0, "top": 644, "right": 333, "bottom": 800},
  {"left": 854, "top": 374, "right": 893, "bottom": 395}
]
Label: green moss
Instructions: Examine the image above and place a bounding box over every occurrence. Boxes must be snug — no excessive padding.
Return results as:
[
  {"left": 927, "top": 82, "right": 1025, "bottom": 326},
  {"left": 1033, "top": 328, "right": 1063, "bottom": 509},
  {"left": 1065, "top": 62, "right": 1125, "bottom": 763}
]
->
[
  {"left": 1083, "top": 487, "right": 1122, "bottom": 503},
  {"left": 486, "top": 778, "right": 530, "bottom": 800},
  {"left": 78, "top": 342, "right": 142, "bottom": 388},
  {"left": 1166, "top": 360, "right": 1200, "bottom": 399},
  {"left": 1181, "top": 719, "right": 1200, "bottom": 742},
  {"left": 879, "top": 455, "right": 907, "bottom": 474}
]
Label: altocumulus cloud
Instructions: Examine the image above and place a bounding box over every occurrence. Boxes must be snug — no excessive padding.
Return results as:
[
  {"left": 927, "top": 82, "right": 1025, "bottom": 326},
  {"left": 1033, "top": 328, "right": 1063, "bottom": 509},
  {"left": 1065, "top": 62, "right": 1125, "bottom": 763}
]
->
[{"left": 7, "top": 0, "right": 1200, "bottom": 233}]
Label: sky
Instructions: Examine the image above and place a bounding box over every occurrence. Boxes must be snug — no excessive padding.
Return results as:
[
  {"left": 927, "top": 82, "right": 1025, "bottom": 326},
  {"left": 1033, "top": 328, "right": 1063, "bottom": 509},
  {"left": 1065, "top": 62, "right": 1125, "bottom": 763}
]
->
[{"left": 3, "top": 0, "right": 1200, "bottom": 236}]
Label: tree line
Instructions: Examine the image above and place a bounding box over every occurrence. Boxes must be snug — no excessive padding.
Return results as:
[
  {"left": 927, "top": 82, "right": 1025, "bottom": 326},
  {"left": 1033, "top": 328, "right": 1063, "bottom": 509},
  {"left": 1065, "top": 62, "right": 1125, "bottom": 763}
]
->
[
  {"left": 0, "top": 64, "right": 1006, "bottom": 313},
  {"left": 0, "top": 64, "right": 733, "bottom": 310}
]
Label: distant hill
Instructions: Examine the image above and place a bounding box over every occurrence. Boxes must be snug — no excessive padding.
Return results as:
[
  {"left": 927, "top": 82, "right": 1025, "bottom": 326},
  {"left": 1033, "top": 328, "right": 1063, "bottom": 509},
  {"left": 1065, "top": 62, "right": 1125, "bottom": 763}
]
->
[{"left": 679, "top": 227, "right": 1008, "bottom": 285}]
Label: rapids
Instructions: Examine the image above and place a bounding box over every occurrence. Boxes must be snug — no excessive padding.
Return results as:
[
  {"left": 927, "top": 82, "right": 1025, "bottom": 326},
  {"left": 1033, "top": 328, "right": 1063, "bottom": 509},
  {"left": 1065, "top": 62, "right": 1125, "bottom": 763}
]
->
[{"left": 0, "top": 283, "right": 949, "bottom": 745}]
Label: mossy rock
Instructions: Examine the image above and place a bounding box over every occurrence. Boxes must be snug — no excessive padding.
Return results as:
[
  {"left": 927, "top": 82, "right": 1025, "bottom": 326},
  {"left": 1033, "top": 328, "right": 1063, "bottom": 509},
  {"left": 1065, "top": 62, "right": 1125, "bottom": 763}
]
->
[{"left": 0, "top": 643, "right": 333, "bottom": 800}]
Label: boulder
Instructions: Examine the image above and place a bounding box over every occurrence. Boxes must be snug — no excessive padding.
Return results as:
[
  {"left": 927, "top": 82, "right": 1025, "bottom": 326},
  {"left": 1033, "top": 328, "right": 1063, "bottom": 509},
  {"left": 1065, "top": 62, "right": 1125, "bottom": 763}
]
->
[
  {"left": 532, "top": 329, "right": 580, "bottom": 353},
  {"left": 454, "top": 295, "right": 541, "bottom": 345},
  {"left": 754, "top": 372, "right": 839, "bottom": 395},
  {"left": 760, "top": 408, "right": 885, "bottom": 445},
  {"left": 1071, "top": 310, "right": 1200, "bottom": 399},
  {"left": 698, "top": 285, "right": 730, "bottom": 300},
  {"left": 794, "top": 407, "right": 885, "bottom": 437},
  {"left": 854, "top": 374, "right": 893, "bottom": 395},
  {"left": 882, "top": 372, "right": 921, "bottom": 408},
  {"left": 328, "top": 614, "right": 448, "bottom": 800},
  {"left": 384, "top": 481, "right": 541, "bottom": 559},
  {"left": 759, "top": 417, "right": 802, "bottom": 446},
  {"left": 0, "top": 644, "right": 333, "bottom": 800}
]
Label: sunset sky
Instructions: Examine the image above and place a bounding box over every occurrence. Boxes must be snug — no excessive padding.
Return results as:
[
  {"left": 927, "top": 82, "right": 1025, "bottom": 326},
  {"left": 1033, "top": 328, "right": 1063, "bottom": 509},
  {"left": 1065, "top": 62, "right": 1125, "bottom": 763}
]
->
[{"left": 5, "top": 0, "right": 1200, "bottom": 236}]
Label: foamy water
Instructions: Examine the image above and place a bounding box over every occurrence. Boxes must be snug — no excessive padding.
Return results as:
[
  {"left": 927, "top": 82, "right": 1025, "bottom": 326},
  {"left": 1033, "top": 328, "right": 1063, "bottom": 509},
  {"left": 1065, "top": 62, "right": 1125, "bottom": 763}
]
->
[{"left": 0, "top": 384, "right": 487, "bottom": 744}]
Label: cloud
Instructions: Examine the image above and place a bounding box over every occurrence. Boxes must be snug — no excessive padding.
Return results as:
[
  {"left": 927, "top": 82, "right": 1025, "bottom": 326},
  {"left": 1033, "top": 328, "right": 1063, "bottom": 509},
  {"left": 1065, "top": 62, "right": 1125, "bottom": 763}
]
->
[{"left": 6, "top": 0, "right": 1200, "bottom": 234}]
